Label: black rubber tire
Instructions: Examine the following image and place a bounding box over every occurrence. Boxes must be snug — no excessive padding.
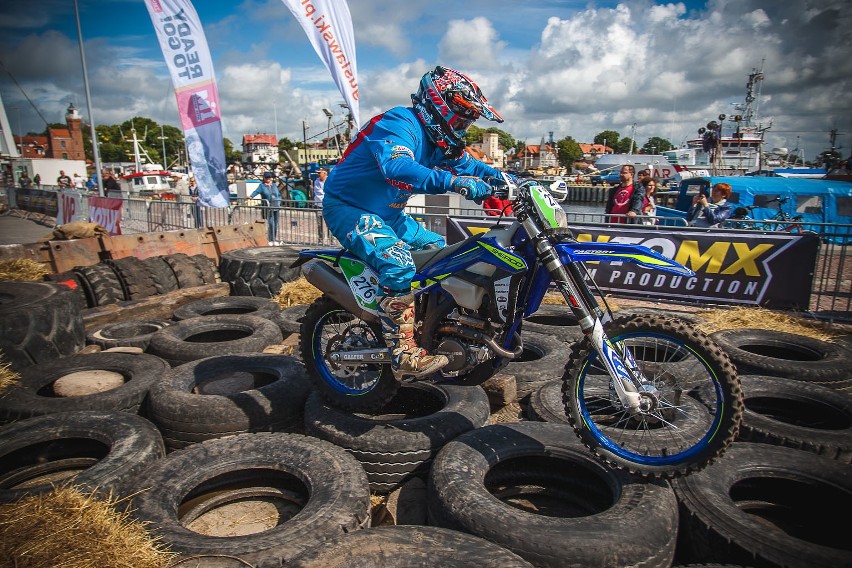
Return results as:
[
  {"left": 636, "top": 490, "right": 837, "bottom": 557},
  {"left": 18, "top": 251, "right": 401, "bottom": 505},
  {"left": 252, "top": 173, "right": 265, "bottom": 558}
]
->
[
  {"left": 142, "top": 255, "right": 180, "bottom": 294},
  {"left": 503, "top": 331, "right": 568, "bottom": 401},
  {"left": 671, "top": 442, "right": 852, "bottom": 567},
  {"left": 737, "top": 374, "right": 852, "bottom": 462},
  {"left": 163, "top": 252, "right": 205, "bottom": 289},
  {"left": 0, "top": 410, "right": 165, "bottom": 503},
  {"left": 86, "top": 319, "right": 172, "bottom": 350},
  {"left": 278, "top": 304, "right": 308, "bottom": 335},
  {"left": 146, "top": 314, "right": 283, "bottom": 366},
  {"left": 146, "top": 354, "right": 313, "bottom": 451},
  {"left": 73, "top": 263, "right": 126, "bottom": 306},
  {"left": 219, "top": 246, "right": 303, "bottom": 298},
  {"left": 304, "top": 383, "right": 491, "bottom": 493},
  {"left": 44, "top": 270, "right": 89, "bottom": 311},
  {"left": 129, "top": 432, "right": 371, "bottom": 566},
  {"left": 427, "top": 421, "right": 679, "bottom": 568},
  {"left": 172, "top": 295, "right": 282, "bottom": 323},
  {"left": 284, "top": 525, "right": 535, "bottom": 567},
  {"left": 0, "top": 281, "right": 85, "bottom": 372},
  {"left": 191, "top": 253, "right": 220, "bottom": 284},
  {"left": 709, "top": 328, "right": 852, "bottom": 389},
  {"left": 522, "top": 303, "right": 582, "bottom": 342},
  {"left": 106, "top": 256, "right": 158, "bottom": 300},
  {"left": 527, "top": 380, "right": 571, "bottom": 423},
  {"left": 0, "top": 352, "right": 169, "bottom": 423}
]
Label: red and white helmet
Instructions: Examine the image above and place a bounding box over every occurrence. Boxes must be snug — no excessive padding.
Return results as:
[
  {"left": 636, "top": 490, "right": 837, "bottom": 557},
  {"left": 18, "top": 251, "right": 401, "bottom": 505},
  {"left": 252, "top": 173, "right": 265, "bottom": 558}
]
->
[{"left": 412, "top": 66, "right": 503, "bottom": 158}]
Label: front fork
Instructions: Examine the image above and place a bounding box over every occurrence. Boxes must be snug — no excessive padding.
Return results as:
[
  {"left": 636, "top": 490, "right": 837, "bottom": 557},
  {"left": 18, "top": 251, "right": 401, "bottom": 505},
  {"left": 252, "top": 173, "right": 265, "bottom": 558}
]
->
[{"left": 524, "top": 220, "right": 646, "bottom": 413}]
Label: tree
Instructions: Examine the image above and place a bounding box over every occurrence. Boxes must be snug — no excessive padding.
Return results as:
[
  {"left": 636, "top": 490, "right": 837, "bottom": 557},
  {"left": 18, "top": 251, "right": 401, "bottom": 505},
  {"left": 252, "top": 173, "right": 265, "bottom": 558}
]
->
[
  {"left": 594, "top": 130, "right": 620, "bottom": 150},
  {"left": 641, "top": 136, "right": 675, "bottom": 155},
  {"left": 617, "top": 137, "right": 636, "bottom": 154},
  {"left": 223, "top": 138, "right": 242, "bottom": 163},
  {"left": 556, "top": 136, "right": 583, "bottom": 170}
]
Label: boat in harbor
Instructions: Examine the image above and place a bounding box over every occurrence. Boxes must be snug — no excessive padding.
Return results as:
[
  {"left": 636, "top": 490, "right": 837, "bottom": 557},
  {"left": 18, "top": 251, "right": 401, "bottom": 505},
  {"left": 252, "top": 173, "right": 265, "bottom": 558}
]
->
[
  {"left": 663, "top": 68, "right": 768, "bottom": 177},
  {"left": 114, "top": 126, "right": 179, "bottom": 198}
]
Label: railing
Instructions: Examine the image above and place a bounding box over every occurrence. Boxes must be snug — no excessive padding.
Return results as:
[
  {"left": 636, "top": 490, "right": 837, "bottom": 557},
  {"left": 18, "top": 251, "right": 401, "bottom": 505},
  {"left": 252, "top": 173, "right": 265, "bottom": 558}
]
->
[{"left": 4, "top": 187, "right": 849, "bottom": 322}]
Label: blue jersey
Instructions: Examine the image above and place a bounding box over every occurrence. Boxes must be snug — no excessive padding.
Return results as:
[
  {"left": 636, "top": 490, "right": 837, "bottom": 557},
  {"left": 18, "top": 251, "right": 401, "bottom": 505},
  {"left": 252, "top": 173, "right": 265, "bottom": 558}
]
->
[{"left": 323, "top": 106, "right": 501, "bottom": 220}]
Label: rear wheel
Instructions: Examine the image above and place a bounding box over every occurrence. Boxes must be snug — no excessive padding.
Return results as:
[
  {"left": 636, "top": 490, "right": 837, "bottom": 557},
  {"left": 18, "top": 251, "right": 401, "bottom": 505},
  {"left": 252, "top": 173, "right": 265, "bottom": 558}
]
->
[
  {"left": 300, "top": 296, "right": 399, "bottom": 412},
  {"left": 563, "top": 314, "right": 743, "bottom": 478}
]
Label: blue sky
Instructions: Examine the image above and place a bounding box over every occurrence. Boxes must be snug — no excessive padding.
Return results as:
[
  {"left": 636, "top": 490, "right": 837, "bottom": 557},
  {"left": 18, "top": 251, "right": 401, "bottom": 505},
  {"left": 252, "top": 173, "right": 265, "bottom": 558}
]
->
[{"left": 1, "top": 0, "right": 850, "bottom": 161}]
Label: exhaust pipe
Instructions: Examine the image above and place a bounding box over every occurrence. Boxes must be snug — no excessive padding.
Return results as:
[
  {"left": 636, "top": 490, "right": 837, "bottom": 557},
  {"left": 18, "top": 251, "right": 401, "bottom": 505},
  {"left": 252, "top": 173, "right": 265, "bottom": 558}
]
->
[{"left": 302, "top": 261, "right": 378, "bottom": 323}]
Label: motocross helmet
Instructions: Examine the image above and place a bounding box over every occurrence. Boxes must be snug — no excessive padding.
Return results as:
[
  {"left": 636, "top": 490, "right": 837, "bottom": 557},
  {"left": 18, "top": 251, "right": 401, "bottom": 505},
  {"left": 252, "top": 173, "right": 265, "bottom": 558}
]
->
[{"left": 411, "top": 66, "right": 503, "bottom": 158}]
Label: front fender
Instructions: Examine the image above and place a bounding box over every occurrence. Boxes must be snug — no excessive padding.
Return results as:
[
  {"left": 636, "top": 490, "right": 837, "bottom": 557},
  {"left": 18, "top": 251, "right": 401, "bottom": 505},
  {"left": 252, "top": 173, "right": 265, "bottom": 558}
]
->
[{"left": 555, "top": 242, "right": 695, "bottom": 277}]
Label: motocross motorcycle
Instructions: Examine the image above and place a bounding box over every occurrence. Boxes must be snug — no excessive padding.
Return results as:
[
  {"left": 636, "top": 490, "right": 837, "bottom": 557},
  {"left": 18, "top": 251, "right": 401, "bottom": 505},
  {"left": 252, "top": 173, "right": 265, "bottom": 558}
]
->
[{"left": 294, "top": 176, "right": 743, "bottom": 478}]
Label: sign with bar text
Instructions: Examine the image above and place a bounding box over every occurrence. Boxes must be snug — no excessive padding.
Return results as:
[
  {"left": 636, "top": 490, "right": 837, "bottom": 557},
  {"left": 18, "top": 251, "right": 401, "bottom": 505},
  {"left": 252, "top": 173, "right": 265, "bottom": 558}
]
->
[
  {"left": 280, "top": 0, "right": 360, "bottom": 131},
  {"left": 144, "top": 0, "right": 229, "bottom": 207},
  {"left": 88, "top": 197, "right": 123, "bottom": 235},
  {"left": 446, "top": 218, "right": 819, "bottom": 310}
]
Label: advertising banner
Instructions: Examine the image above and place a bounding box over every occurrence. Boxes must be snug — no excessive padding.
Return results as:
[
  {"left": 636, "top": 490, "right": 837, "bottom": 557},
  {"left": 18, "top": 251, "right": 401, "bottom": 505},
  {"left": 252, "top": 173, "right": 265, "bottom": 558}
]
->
[
  {"left": 88, "top": 197, "right": 124, "bottom": 235},
  {"left": 14, "top": 189, "right": 58, "bottom": 217},
  {"left": 446, "top": 218, "right": 819, "bottom": 309},
  {"left": 280, "top": 0, "right": 361, "bottom": 131},
  {"left": 57, "top": 190, "right": 86, "bottom": 225},
  {"left": 144, "top": 0, "right": 229, "bottom": 207}
]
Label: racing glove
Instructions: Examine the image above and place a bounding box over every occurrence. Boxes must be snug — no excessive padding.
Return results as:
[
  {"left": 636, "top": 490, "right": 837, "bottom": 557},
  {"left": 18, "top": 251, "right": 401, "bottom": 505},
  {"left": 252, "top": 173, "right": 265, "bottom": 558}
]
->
[{"left": 451, "top": 176, "right": 491, "bottom": 204}]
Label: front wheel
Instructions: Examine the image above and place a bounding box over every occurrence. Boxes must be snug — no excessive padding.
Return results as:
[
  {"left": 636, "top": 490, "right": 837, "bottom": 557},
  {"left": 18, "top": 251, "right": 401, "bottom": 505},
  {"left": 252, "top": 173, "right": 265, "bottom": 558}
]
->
[
  {"left": 562, "top": 314, "right": 743, "bottom": 478},
  {"left": 300, "top": 296, "right": 400, "bottom": 411}
]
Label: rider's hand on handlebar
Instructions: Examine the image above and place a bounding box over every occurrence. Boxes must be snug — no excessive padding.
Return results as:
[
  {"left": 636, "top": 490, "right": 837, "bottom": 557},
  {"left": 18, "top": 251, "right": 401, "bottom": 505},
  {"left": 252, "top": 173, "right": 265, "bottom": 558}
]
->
[{"left": 452, "top": 176, "right": 492, "bottom": 204}]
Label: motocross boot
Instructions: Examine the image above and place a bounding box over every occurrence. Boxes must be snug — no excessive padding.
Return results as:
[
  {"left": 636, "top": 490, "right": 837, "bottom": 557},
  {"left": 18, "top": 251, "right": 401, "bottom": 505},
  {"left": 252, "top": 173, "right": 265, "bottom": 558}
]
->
[{"left": 377, "top": 292, "right": 449, "bottom": 380}]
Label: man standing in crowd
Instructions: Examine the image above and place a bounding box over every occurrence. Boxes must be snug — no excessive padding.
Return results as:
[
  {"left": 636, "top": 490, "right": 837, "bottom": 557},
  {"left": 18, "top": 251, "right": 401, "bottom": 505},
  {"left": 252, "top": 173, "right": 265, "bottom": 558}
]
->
[
  {"left": 604, "top": 164, "right": 645, "bottom": 224},
  {"left": 57, "top": 170, "right": 72, "bottom": 188},
  {"left": 313, "top": 168, "right": 328, "bottom": 242}
]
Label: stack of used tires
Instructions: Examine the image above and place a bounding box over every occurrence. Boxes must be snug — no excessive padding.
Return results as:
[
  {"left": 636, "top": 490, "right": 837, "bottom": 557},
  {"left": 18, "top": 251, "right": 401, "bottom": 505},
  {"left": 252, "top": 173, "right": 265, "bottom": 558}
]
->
[
  {"left": 219, "top": 245, "right": 304, "bottom": 298},
  {"left": 48, "top": 253, "right": 220, "bottom": 309},
  {"left": 3, "top": 286, "right": 852, "bottom": 568}
]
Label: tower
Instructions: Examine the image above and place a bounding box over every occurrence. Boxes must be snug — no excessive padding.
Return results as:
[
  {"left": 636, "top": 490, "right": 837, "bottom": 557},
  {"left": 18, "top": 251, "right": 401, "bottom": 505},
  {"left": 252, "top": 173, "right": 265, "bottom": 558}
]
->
[{"left": 64, "top": 103, "right": 85, "bottom": 160}]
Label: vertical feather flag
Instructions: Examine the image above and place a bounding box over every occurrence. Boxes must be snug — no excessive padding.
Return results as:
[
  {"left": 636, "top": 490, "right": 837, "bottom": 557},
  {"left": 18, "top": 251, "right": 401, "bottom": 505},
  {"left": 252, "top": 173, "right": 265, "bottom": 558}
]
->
[
  {"left": 280, "top": 0, "right": 361, "bottom": 132},
  {"left": 144, "top": 0, "right": 229, "bottom": 207}
]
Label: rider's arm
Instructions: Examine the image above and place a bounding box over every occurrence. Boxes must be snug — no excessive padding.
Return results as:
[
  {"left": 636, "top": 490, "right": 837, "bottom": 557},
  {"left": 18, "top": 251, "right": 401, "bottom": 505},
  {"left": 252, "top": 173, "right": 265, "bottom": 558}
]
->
[
  {"left": 365, "top": 110, "right": 456, "bottom": 195},
  {"left": 441, "top": 151, "right": 503, "bottom": 181}
]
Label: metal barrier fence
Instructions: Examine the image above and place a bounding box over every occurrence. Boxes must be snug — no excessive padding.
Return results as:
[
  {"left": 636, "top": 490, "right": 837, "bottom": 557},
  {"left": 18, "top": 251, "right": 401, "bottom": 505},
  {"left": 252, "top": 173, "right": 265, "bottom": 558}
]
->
[{"left": 7, "top": 190, "right": 849, "bottom": 321}]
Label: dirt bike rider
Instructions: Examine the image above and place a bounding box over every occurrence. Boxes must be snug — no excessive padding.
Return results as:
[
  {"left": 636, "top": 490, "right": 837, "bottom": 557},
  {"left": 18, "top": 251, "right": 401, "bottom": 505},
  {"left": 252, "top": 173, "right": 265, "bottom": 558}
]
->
[{"left": 321, "top": 66, "right": 508, "bottom": 380}]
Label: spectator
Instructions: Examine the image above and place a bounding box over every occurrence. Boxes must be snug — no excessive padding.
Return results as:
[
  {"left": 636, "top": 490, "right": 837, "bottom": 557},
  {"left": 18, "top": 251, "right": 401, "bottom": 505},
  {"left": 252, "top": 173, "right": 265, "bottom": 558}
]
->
[
  {"left": 57, "top": 170, "right": 72, "bottom": 188},
  {"left": 604, "top": 164, "right": 645, "bottom": 224},
  {"left": 250, "top": 172, "right": 282, "bottom": 244},
  {"left": 104, "top": 173, "right": 120, "bottom": 192},
  {"left": 687, "top": 182, "right": 733, "bottom": 228},
  {"left": 72, "top": 173, "right": 85, "bottom": 189},
  {"left": 637, "top": 169, "right": 651, "bottom": 185},
  {"left": 313, "top": 168, "right": 328, "bottom": 242},
  {"left": 187, "top": 177, "right": 204, "bottom": 228},
  {"left": 19, "top": 171, "right": 32, "bottom": 189},
  {"left": 33, "top": 173, "right": 41, "bottom": 188},
  {"left": 641, "top": 177, "right": 659, "bottom": 225}
]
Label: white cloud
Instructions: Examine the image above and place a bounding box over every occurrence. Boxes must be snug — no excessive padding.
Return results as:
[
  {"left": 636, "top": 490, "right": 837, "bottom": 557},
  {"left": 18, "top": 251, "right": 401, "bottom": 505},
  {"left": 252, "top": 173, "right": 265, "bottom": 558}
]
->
[{"left": 438, "top": 17, "right": 505, "bottom": 70}]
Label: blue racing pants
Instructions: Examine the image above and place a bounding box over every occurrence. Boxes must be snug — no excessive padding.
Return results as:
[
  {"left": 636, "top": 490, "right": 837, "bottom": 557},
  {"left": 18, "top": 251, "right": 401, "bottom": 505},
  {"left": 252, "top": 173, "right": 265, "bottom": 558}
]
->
[{"left": 325, "top": 207, "right": 444, "bottom": 292}]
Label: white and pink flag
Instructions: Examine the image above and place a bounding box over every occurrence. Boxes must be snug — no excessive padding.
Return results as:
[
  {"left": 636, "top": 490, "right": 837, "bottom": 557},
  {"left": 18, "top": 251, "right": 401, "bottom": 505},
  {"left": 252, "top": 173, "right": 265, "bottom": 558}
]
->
[
  {"left": 144, "top": 0, "right": 229, "bottom": 207},
  {"left": 280, "top": 0, "right": 361, "bottom": 132}
]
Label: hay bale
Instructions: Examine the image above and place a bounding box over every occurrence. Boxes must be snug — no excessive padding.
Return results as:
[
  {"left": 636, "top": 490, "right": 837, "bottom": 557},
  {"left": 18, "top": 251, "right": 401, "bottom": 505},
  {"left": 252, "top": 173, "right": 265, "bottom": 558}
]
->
[
  {"left": 696, "top": 306, "right": 837, "bottom": 341},
  {"left": 0, "top": 259, "right": 49, "bottom": 282},
  {"left": 0, "top": 486, "right": 176, "bottom": 568},
  {"left": 274, "top": 275, "right": 321, "bottom": 308},
  {"left": 0, "top": 355, "right": 20, "bottom": 393}
]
